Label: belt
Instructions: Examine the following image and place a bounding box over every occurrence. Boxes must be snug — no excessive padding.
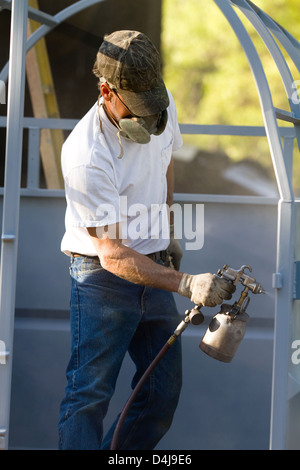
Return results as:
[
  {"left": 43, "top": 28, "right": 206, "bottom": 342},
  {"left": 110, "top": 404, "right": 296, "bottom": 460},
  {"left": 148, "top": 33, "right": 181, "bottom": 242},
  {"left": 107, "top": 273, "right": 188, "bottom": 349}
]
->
[
  {"left": 71, "top": 250, "right": 168, "bottom": 262},
  {"left": 71, "top": 252, "right": 98, "bottom": 259},
  {"left": 145, "top": 250, "right": 168, "bottom": 262}
]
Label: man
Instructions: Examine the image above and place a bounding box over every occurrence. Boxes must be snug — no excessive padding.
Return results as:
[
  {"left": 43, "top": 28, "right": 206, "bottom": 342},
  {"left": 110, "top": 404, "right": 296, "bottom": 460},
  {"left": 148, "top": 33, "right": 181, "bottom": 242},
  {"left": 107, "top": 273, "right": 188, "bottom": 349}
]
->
[{"left": 58, "top": 30, "right": 234, "bottom": 450}]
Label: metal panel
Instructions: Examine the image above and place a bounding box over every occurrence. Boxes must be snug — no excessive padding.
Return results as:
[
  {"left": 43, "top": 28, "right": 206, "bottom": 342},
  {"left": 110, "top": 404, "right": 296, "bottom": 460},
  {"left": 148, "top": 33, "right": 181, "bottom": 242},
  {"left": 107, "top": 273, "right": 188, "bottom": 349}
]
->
[{"left": 285, "top": 201, "right": 300, "bottom": 449}]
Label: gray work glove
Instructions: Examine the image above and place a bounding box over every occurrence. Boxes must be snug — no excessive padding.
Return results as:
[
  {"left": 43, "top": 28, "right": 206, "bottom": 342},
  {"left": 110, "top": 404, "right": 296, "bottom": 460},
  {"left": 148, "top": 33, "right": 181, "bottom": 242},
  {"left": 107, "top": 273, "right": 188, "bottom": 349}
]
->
[
  {"left": 178, "top": 272, "right": 235, "bottom": 307},
  {"left": 167, "top": 224, "right": 183, "bottom": 271}
]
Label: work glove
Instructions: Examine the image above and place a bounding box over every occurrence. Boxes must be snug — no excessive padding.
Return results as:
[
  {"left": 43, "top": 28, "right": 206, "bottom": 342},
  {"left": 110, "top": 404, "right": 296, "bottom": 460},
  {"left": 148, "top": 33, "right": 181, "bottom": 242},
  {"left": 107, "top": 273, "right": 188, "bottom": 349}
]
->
[
  {"left": 178, "top": 272, "right": 235, "bottom": 307},
  {"left": 166, "top": 224, "right": 183, "bottom": 271}
]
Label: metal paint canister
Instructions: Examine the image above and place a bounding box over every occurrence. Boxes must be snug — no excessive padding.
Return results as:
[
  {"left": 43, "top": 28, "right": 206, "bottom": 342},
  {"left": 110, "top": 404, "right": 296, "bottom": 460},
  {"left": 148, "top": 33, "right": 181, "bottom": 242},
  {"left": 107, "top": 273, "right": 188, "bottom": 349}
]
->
[{"left": 199, "top": 303, "right": 249, "bottom": 363}]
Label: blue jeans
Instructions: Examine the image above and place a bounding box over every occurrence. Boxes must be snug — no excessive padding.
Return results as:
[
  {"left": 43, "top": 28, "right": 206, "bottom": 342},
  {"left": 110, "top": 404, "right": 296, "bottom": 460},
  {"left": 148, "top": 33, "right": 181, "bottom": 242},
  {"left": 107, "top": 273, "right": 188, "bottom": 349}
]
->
[{"left": 58, "top": 255, "right": 182, "bottom": 450}]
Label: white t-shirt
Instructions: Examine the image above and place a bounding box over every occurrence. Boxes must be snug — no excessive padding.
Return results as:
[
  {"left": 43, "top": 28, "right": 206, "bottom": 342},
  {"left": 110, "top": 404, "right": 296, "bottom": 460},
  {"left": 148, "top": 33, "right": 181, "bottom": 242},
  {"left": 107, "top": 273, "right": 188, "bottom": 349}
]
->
[{"left": 61, "top": 90, "right": 183, "bottom": 256}]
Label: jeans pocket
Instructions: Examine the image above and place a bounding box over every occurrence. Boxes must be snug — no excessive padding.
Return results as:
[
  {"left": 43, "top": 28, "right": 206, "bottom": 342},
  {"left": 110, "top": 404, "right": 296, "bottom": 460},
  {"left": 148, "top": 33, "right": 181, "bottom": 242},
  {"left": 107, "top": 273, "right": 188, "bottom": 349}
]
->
[{"left": 71, "top": 257, "right": 104, "bottom": 281}]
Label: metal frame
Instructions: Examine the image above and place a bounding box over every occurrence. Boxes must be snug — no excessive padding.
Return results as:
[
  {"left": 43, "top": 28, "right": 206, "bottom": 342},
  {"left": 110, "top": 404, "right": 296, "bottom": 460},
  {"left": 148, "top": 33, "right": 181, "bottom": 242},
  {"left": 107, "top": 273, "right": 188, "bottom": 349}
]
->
[
  {"left": 0, "top": 0, "right": 299, "bottom": 450},
  {"left": 0, "top": 0, "right": 107, "bottom": 83},
  {"left": 0, "top": 0, "right": 28, "bottom": 451}
]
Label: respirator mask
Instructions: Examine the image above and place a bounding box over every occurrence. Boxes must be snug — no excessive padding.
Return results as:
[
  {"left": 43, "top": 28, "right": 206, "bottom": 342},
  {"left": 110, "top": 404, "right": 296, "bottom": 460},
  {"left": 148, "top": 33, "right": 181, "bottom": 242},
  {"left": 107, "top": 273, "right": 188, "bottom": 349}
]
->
[
  {"left": 118, "top": 109, "right": 168, "bottom": 144},
  {"left": 111, "top": 89, "right": 168, "bottom": 144}
]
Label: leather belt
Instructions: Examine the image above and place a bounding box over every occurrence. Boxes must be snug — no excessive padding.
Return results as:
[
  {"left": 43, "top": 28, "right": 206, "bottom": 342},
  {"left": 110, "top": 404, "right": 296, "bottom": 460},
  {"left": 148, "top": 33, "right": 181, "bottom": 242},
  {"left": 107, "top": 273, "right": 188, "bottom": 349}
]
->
[
  {"left": 71, "top": 250, "right": 168, "bottom": 262},
  {"left": 71, "top": 252, "right": 98, "bottom": 259},
  {"left": 145, "top": 250, "right": 168, "bottom": 262}
]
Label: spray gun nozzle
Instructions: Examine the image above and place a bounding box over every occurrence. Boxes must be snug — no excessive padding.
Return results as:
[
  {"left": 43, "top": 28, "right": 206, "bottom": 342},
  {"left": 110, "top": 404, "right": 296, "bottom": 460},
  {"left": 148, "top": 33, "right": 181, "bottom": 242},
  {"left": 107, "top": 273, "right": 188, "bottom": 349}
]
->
[
  {"left": 256, "top": 285, "right": 265, "bottom": 295},
  {"left": 219, "top": 264, "right": 264, "bottom": 295},
  {"left": 241, "top": 280, "right": 265, "bottom": 295}
]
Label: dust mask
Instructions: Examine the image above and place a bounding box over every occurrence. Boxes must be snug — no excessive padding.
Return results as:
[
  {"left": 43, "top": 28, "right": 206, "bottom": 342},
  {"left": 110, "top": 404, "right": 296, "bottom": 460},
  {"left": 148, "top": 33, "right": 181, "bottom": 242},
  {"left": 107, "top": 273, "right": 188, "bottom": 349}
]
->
[{"left": 117, "top": 109, "right": 168, "bottom": 144}]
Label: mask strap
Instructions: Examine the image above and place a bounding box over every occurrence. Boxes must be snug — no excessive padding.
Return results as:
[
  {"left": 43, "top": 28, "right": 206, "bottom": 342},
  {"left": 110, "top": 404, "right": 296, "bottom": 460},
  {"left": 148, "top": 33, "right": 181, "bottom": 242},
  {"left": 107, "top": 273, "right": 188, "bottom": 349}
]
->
[
  {"left": 97, "top": 96, "right": 124, "bottom": 159},
  {"left": 97, "top": 95, "right": 104, "bottom": 133},
  {"left": 116, "top": 130, "right": 124, "bottom": 159}
]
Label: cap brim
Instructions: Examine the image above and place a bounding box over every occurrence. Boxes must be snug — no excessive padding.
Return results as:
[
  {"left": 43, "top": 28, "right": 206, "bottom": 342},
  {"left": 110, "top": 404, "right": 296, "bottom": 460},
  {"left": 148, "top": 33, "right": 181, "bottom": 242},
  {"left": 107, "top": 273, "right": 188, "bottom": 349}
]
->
[{"left": 119, "top": 78, "right": 169, "bottom": 116}]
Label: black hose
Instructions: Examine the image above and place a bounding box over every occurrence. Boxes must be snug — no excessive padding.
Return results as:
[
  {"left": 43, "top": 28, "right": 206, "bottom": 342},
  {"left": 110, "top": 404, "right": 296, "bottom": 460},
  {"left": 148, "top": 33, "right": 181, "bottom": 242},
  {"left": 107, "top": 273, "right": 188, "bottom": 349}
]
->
[{"left": 110, "top": 333, "right": 178, "bottom": 450}]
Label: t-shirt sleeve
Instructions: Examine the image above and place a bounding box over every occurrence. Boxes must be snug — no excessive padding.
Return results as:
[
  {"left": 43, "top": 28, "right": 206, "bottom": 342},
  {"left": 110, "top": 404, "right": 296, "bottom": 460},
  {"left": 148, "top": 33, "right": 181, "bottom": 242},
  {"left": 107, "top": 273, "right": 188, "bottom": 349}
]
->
[
  {"left": 64, "top": 165, "right": 120, "bottom": 228},
  {"left": 167, "top": 90, "right": 183, "bottom": 152}
]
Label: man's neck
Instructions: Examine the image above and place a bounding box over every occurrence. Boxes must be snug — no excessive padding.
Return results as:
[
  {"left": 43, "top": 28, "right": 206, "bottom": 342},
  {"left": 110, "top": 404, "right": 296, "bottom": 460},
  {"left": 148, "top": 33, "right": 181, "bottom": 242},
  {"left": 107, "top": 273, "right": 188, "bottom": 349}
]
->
[{"left": 103, "top": 103, "right": 119, "bottom": 128}]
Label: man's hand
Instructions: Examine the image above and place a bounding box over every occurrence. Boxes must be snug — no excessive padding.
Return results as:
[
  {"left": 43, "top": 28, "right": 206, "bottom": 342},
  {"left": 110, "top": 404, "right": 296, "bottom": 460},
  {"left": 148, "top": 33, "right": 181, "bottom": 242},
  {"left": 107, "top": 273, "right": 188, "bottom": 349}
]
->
[
  {"left": 178, "top": 272, "right": 235, "bottom": 307},
  {"left": 167, "top": 224, "right": 183, "bottom": 270}
]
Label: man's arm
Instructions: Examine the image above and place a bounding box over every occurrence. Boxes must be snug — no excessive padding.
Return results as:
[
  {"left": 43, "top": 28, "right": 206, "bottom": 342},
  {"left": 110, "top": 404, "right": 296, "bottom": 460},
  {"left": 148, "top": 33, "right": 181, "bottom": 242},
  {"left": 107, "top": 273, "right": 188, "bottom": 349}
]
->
[
  {"left": 87, "top": 226, "right": 235, "bottom": 307},
  {"left": 87, "top": 226, "right": 183, "bottom": 292}
]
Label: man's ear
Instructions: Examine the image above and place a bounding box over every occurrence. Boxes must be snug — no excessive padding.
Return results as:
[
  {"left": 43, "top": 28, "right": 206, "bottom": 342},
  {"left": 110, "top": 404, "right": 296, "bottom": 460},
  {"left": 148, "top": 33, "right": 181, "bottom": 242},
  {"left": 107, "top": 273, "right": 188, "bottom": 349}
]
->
[{"left": 100, "top": 83, "right": 112, "bottom": 101}]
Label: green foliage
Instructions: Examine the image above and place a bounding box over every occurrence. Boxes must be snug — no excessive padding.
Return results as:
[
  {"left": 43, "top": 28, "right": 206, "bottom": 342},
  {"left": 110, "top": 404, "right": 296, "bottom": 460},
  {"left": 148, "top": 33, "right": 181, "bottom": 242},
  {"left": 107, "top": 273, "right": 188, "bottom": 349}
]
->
[{"left": 161, "top": 0, "right": 300, "bottom": 190}]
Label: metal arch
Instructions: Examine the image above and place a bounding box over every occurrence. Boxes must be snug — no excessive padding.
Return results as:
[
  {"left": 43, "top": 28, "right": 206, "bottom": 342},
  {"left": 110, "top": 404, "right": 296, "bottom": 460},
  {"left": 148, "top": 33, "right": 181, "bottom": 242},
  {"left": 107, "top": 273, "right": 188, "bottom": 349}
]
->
[
  {"left": 0, "top": 0, "right": 107, "bottom": 82},
  {"left": 0, "top": 0, "right": 57, "bottom": 26},
  {"left": 231, "top": 0, "right": 299, "bottom": 115},
  {"left": 214, "top": 0, "right": 293, "bottom": 201},
  {"left": 245, "top": 0, "right": 300, "bottom": 73},
  {"left": 230, "top": 0, "right": 300, "bottom": 151}
]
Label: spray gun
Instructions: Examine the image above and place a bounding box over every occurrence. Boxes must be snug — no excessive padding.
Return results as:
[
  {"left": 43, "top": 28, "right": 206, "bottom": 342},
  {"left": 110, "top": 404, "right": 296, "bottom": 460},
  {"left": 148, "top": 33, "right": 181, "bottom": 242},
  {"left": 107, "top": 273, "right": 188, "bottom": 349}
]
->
[
  {"left": 110, "top": 264, "right": 264, "bottom": 449},
  {"left": 198, "top": 264, "right": 264, "bottom": 362},
  {"left": 168, "top": 264, "right": 264, "bottom": 363}
]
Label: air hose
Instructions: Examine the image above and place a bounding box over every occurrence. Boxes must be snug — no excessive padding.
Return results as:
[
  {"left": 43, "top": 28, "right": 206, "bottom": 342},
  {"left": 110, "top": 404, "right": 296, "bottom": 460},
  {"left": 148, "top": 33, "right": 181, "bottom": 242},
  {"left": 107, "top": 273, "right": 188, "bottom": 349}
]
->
[{"left": 110, "top": 306, "right": 203, "bottom": 450}]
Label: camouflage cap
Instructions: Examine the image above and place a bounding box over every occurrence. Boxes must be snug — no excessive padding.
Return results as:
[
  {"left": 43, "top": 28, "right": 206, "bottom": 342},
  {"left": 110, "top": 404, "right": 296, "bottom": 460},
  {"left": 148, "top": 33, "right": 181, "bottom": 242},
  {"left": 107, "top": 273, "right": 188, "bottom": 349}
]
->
[{"left": 95, "top": 30, "right": 169, "bottom": 116}]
